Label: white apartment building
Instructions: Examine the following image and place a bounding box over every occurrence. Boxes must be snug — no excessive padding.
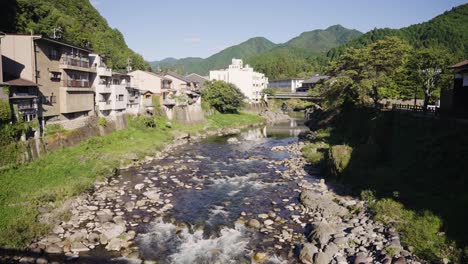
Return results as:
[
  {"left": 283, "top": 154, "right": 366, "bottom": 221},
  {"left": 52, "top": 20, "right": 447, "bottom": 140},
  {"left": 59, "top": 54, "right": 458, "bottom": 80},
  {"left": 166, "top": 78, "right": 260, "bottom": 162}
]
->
[
  {"left": 90, "top": 54, "right": 137, "bottom": 117},
  {"left": 209, "top": 59, "right": 268, "bottom": 102}
]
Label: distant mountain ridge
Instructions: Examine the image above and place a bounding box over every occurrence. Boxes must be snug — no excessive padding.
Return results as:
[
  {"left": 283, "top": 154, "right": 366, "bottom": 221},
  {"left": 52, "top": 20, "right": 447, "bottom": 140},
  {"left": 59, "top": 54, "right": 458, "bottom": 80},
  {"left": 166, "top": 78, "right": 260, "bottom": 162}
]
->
[{"left": 151, "top": 25, "right": 362, "bottom": 75}]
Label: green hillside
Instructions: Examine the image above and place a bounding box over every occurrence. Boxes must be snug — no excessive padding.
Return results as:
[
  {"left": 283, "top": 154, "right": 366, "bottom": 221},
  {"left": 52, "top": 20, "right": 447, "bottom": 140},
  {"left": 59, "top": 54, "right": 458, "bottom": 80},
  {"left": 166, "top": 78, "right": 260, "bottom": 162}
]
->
[
  {"left": 247, "top": 25, "right": 362, "bottom": 79},
  {"left": 152, "top": 25, "right": 362, "bottom": 77},
  {"left": 151, "top": 37, "right": 277, "bottom": 75},
  {"left": 0, "top": 0, "right": 151, "bottom": 71},
  {"left": 327, "top": 4, "right": 468, "bottom": 61}
]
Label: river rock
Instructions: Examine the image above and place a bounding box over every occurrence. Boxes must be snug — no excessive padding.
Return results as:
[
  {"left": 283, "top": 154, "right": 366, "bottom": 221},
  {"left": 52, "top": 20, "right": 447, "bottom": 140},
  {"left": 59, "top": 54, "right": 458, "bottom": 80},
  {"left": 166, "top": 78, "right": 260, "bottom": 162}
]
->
[
  {"left": 299, "top": 243, "right": 318, "bottom": 264},
  {"left": 252, "top": 252, "right": 267, "bottom": 263},
  {"left": 354, "top": 253, "right": 368, "bottom": 264},
  {"left": 71, "top": 242, "right": 89, "bottom": 252},
  {"left": 96, "top": 210, "right": 113, "bottom": 222},
  {"left": 314, "top": 251, "right": 333, "bottom": 264},
  {"left": 100, "top": 223, "right": 125, "bottom": 240},
  {"left": 106, "top": 237, "right": 123, "bottom": 251},
  {"left": 264, "top": 219, "right": 274, "bottom": 226},
  {"left": 143, "top": 189, "right": 160, "bottom": 201},
  {"left": 134, "top": 183, "right": 145, "bottom": 190},
  {"left": 125, "top": 201, "right": 135, "bottom": 211},
  {"left": 392, "top": 257, "right": 407, "bottom": 264},
  {"left": 307, "top": 222, "right": 335, "bottom": 245},
  {"left": 247, "top": 219, "right": 261, "bottom": 229},
  {"left": 227, "top": 137, "right": 239, "bottom": 144},
  {"left": 45, "top": 244, "right": 62, "bottom": 254}
]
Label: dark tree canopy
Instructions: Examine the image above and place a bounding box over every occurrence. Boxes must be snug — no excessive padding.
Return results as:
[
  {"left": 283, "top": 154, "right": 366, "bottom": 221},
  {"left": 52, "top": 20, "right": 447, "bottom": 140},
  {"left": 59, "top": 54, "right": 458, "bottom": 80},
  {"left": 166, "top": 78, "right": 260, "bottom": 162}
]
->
[{"left": 202, "top": 81, "right": 245, "bottom": 113}]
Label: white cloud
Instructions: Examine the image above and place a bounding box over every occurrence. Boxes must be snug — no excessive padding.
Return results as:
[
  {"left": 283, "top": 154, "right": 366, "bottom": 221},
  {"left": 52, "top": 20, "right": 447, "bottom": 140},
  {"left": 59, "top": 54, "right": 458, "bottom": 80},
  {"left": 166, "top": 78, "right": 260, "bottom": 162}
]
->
[{"left": 183, "top": 37, "right": 202, "bottom": 43}]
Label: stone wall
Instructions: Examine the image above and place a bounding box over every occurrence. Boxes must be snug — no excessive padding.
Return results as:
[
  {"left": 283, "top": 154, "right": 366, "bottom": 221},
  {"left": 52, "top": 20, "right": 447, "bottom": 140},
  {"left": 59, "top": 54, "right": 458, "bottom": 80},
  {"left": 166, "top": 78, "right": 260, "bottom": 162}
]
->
[{"left": 171, "top": 104, "right": 205, "bottom": 125}]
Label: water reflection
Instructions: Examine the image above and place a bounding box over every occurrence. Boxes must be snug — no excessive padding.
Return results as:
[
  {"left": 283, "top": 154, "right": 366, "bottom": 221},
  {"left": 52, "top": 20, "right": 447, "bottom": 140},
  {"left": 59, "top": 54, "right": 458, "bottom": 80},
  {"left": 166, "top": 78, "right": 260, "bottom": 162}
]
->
[{"left": 263, "top": 118, "right": 309, "bottom": 138}]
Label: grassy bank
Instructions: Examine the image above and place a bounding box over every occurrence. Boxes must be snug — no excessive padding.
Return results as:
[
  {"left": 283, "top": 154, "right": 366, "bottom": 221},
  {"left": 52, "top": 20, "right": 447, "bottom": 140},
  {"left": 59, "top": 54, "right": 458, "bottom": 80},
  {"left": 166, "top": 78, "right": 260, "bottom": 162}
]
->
[
  {"left": 302, "top": 108, "right": 468, "bottom": 262},
  {"left": 0, "top": 112, "right": 264, "bottom": 249}
]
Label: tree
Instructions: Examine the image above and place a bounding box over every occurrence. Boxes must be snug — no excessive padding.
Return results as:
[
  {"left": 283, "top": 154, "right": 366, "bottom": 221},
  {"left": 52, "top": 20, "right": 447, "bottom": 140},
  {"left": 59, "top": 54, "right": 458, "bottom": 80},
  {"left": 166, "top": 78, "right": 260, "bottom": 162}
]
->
[
  {"left": 327, "top": 36, "right": 411, "bottom": 107},
  {"left": 201, "top": 81, "right": 245, "bottom": 113},
  {"left": 407, "top": 47, "right": 451, "bottom": 110}
]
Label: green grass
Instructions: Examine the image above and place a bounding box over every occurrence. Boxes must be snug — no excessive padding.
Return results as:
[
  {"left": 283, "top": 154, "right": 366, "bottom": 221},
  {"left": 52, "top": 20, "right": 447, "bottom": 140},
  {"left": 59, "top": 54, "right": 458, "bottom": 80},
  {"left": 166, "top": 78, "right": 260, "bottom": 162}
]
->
[
  {"left": 302, "top": 142, "right": 329, "bottom": 166},
  {"left": 0, "top": 112, "right": 264, "bottom": 249}
]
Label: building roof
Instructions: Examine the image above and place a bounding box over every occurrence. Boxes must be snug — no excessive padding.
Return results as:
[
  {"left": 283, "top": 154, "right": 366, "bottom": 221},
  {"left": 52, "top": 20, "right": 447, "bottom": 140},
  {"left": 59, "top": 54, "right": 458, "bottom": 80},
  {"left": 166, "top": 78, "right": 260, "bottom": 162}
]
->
[
  {"left": 270, "top": 78, "right": 305, "bottom": 82},
  {"left": 165, "top": 71, "right": 192, "bottom": 83},
  {"left": 185, "top": 73, "right": 208, "bottom": 84},
  {"left": 449, "top": 60, "right": 468, "bottom": 69},
  {"left": 2, "top": 73, "right": 38, "bottom": 87},
  {"left": 302, "top": 75, "right": 329, "bottom": 84},
  {"left": 40, "top": 36, "right": 92, "bottom": 53},
  {"left": 129, "top": 70, "right": 172, "bottom": 81}
]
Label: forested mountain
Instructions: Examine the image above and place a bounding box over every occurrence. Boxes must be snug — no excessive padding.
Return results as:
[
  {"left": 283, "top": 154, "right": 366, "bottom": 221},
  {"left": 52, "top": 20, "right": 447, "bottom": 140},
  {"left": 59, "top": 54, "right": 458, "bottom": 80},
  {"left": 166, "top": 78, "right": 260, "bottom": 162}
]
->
[
  {"left": 327, "top": 4, "right": 468, "bottom": 61},
  {"left": 0, "top": 0, "right": 151, "bottom": 71},
  {"left": 247, "top": 25, "right": 362, "bottom": 79},
  {"left": 151, "top": 37, "right": 277, "bottom": 75},
  {"left": 151, "top": 25, "right": 362, "bottom": 77}
]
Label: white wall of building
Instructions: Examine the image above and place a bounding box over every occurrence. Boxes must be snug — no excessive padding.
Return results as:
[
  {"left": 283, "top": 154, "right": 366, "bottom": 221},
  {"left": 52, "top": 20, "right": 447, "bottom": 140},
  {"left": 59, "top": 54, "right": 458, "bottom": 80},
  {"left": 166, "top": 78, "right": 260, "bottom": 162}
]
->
[
  {"left": 209, "top": 59, "right": 268, "bottom": 102},
  {"left": 128, "top": 70, "right": 164, "bottom": 95}
]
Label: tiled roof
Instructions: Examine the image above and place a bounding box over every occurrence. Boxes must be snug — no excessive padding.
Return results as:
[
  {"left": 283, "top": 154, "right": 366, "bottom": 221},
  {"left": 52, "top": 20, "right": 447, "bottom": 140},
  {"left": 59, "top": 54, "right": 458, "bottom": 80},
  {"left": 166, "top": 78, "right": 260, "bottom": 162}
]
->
[
  {"left": 302, "top": 75, "right": 329, "bottom": 84},
  {"left": 185, "top": 73, "right": 208, "bottom": 84},
  {"left": 165, "top": 71, "right": 192, "bottom": 83},
  {"left": 449, "top": 60, "right": 468, "bottom": 69},
  {"left": 2, "top": 74, "right": 38, "bottom": 87}
]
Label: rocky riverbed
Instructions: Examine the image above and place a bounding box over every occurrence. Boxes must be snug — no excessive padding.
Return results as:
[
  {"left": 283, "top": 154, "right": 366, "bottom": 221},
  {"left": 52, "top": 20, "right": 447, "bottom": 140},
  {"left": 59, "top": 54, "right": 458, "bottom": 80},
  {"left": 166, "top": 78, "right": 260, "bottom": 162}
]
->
[{"left": 1, "top": 121, "right": 424, "bottom": 264}]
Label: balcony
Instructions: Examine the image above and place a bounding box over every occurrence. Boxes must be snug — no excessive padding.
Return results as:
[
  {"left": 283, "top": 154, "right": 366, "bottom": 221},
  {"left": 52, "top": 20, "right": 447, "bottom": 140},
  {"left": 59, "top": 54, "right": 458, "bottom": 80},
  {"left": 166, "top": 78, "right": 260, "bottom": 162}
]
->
[
  {"left": 98, "top": 100, "right": 112, "bottom": 110},
  {"left": 163, "top": 99, "right": 176, "bottom": 106},
  {"left": 97, "top": 66, "right": 112, "bottom": 77},
  {"left": 62, "top": 80, "right": 93, "bottom": 92},
  {"left": 59, "top": 55, "right": 96, "bottom": 73},
  {"left": 96, "top": 83, "right": 111, "bottom": 94}
]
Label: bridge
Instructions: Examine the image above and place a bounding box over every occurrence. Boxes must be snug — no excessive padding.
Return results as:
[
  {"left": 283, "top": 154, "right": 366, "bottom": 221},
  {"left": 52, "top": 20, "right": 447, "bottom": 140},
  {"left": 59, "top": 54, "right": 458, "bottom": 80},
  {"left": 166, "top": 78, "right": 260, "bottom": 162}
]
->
[{"left": 267, "top": 92, "right": 321, "bottom": 100}]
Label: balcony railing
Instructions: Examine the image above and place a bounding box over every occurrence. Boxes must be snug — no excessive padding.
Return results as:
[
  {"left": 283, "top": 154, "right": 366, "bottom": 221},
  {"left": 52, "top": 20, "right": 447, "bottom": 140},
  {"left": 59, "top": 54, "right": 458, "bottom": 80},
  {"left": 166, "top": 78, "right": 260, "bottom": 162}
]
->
[
  {"left": 61, "top": 55, "right": 90, "bottom": 68},
  {"left": 163, "top": 99, "right": 176, "bottom": 106},
  {"left": 64, "top": 80, "right": 91, "bottom": 88},
  {"left": 17, "top": 103, "right": 37, "bottom": 110},
  {"left": 99, "top": 100, "right": 111, "bottom": 105}
]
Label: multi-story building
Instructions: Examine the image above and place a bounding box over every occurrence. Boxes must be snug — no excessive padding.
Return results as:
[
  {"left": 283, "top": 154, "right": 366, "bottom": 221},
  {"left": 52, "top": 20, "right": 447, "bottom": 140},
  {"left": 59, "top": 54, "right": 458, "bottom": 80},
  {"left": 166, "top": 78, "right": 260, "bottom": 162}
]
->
[
  {"left": 1, "top": 34, "right": 96, "bottom": 125},
  {"left": 185, "top": 73, "right": 209, "bottom": 90},
  {"left": 90, "top": 54, "right": 137, "bottom": 117},
  {"left": 209, "top": 59, "right": 268, "bottom": 102},
  {"left": 297, "top": 75, "right": 329, "bottom": 92},
  {"left": 268, "top": 79, "right": 304, "bottom": 93},
  {"left": 129, "top": 70, "right": 173, "bottom": 106}
]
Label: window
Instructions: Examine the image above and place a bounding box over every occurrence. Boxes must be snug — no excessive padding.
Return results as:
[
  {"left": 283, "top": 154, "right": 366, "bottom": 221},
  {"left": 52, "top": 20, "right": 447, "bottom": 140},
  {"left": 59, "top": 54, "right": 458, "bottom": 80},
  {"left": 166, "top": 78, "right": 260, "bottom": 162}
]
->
[
  {"left": 118, "top": 94, "right": 124, "bottom": 101},
  {"left": 43, "top": 95, "right": 56, "bottom": 104},
  {"left": 50, "top": 72, "right": 61, "bottom": 80},
  {"left": 35, "top": 70, "right": 40, "bottom": 78},
  {"left": 50, "top": 48, "right": 60, "bottom": 60}
]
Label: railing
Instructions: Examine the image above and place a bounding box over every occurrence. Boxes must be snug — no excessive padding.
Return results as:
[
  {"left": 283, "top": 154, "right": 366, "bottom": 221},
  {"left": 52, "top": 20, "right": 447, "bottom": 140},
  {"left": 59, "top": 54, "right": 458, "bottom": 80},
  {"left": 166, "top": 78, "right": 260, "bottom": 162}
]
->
[
  {"left": 99, "top": 100, "right": 111, "bottom": 105},
  {"left": 163, "top": 99, "right": 176, "bottom": 106},
  {"left": 11, "top": 92, "right": 37, "bottom": 97},
  {"left": 64, "top": 80, "right": 90, "bottom": 88},
  {"left": 17, "top": 103, "right": 37, "bottom": 110},
  {"left": 61, "top": 55, "right": 91, "bottom": 68},
  {"left": 392, "top": 104, "right": 438, "bottom": 114}
]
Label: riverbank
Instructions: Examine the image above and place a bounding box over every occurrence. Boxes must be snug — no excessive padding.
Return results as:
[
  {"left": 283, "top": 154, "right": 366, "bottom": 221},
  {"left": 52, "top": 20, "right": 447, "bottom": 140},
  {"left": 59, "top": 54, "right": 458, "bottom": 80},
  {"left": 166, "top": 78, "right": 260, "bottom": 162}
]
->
[
  {"left": 0, "top": 112, "right": 264, "bottom": 250},
  {"left": 301, "top": 107, "right": 468, "bottom": 262}
]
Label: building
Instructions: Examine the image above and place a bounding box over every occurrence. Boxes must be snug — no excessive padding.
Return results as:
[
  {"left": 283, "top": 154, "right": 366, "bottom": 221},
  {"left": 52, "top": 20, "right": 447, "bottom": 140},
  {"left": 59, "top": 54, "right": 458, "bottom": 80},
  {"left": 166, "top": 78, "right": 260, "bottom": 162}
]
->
[
  {"left": 1, "top": 34, "right": 96, "bottom": 125},
  {"left": 185, "top": 73, "right": 209, "bottom": 90},
  {"left": 164, "top": 71, "right": 194, "bottom": 91},
  {"left": 128, "top": 70, "right": 173, "bottom": 109},
  {"left": 441, "top": 60, "right": 468, "bottom": 116},
  {"left": 209, "top": 59, "right": 268, "bottom": 102},
  {"left": 90, "top": 54, "right": 139, "bottom": 117},
  {"left": 268, "top": 79, "right": 304, "bottom": 93},
  {"left": 297, "top": 75, "right": 329, "bottom": 92}
]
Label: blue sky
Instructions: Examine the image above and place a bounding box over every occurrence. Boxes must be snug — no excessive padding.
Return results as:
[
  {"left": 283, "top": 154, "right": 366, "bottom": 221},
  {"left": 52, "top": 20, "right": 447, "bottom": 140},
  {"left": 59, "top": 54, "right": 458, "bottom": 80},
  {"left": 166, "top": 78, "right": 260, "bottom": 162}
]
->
[{"left": 91, "top": 0, "right": 467, "bottom": 61}]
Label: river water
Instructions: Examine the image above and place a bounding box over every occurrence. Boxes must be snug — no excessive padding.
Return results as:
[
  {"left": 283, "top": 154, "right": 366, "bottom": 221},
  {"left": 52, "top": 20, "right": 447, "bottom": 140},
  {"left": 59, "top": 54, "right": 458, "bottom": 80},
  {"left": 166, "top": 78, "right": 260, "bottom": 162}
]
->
[
  {"left": 65, "top": 116, "right": 310, "bottom": 264},
  {"left": 104, "top": 117, "right": 310, "bottom": 264}
]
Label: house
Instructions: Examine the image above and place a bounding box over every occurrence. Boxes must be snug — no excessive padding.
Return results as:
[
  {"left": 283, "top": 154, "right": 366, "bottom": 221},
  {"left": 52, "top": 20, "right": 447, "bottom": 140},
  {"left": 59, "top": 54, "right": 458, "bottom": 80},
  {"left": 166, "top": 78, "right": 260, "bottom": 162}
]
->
[
  {"left": 128, "top": 70, "right": 173, "bottom": 109},
  {"left": 441, "top": 60, "right": 468, "bottom": 115},
  {"left": 268, "top": 79, "right": 304, "bottom": 93},
  {"left": 164, "top": 71, "right": 194, "bottom": 91},
  {"left": 185, "top": 73, "right": 209, "bottom": 90},
  {"left": 296, "top": 75, "right": 329, "bottom": 92},
  {"left": 209, "top": 58, "right": 268, "bottom": 102},
  {"left": 1, "top": 34, "right": 96, "bottom": 126}
]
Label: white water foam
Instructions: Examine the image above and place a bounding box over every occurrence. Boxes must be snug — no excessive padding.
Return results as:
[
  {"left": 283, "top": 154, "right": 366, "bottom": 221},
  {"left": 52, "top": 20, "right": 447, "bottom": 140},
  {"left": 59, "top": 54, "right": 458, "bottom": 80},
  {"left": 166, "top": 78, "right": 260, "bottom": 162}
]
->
[
  {"left": 210, "top": 173, "right": 278, "bottom": 191},
  {"left": 137, "top": 218, "right": 250, "bottom": 264}
]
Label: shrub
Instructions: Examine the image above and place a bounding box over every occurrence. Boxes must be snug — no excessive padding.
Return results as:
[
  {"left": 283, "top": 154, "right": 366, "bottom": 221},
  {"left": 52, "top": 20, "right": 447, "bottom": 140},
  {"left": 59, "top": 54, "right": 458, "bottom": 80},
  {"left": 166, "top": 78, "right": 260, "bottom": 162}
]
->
[
  {"left": 327, "top": 144, "right": 352, "bottom": 176},
  {"left": 97, "top": 117, "right": 107, "bottom": 127},
  {"left": 302, "top": 142, "right": 329, "bottom": 166},
  {"left": 130, "top": 116, "right": 156, "bottom": 129},
  {"left": 0, "top": 100, "right": 11, "bottom": 124},
  {"left": 45, "top": 123, "right": 65, "bottom": 136},
  {"left": 202, "top": 80, "right": 245, "bottom": 113}
]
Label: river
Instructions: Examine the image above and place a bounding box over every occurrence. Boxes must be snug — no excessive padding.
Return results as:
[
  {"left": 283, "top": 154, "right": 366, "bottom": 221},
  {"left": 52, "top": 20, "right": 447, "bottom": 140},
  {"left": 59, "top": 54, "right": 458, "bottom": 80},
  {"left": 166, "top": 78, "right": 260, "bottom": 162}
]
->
[{"left": 84, "top": 117, "right": 311, "bottom": 263}]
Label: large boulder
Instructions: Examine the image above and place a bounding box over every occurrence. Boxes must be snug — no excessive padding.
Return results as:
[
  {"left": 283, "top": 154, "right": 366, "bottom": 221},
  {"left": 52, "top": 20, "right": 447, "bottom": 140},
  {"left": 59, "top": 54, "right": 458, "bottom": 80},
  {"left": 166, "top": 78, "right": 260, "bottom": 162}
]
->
[
  {"left": 100, "top": 222, "right": 125, "bottom": 240},
  {"left": 314, "top": 251, "right": 333, "bottom": 264},
  {"left": 307, "top": 222, "right": 335, "bottom": 245},
  {"left": 299, "top": 243, "right": 318, "bottom": 264},
  {"left": 327, "top": 145, "right": 352, "bottom": 176}
]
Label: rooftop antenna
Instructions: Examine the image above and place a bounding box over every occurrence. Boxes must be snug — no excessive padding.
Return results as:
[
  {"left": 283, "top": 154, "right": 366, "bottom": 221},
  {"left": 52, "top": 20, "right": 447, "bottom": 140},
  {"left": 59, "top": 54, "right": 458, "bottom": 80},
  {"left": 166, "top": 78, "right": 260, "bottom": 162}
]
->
[
  {"left": 52, "top": 26, "right": 63, "bottom": 39},
  {"left": 126, "top": 57, "right": 132, "bottom": 73}
]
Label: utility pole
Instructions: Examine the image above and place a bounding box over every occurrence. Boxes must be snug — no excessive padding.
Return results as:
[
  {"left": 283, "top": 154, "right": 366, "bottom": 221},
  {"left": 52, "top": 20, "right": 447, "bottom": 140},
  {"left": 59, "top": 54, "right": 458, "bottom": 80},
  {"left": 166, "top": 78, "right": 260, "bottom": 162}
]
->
[{"left": 126, "top": 57, "right": 132, "bottom": 73}]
